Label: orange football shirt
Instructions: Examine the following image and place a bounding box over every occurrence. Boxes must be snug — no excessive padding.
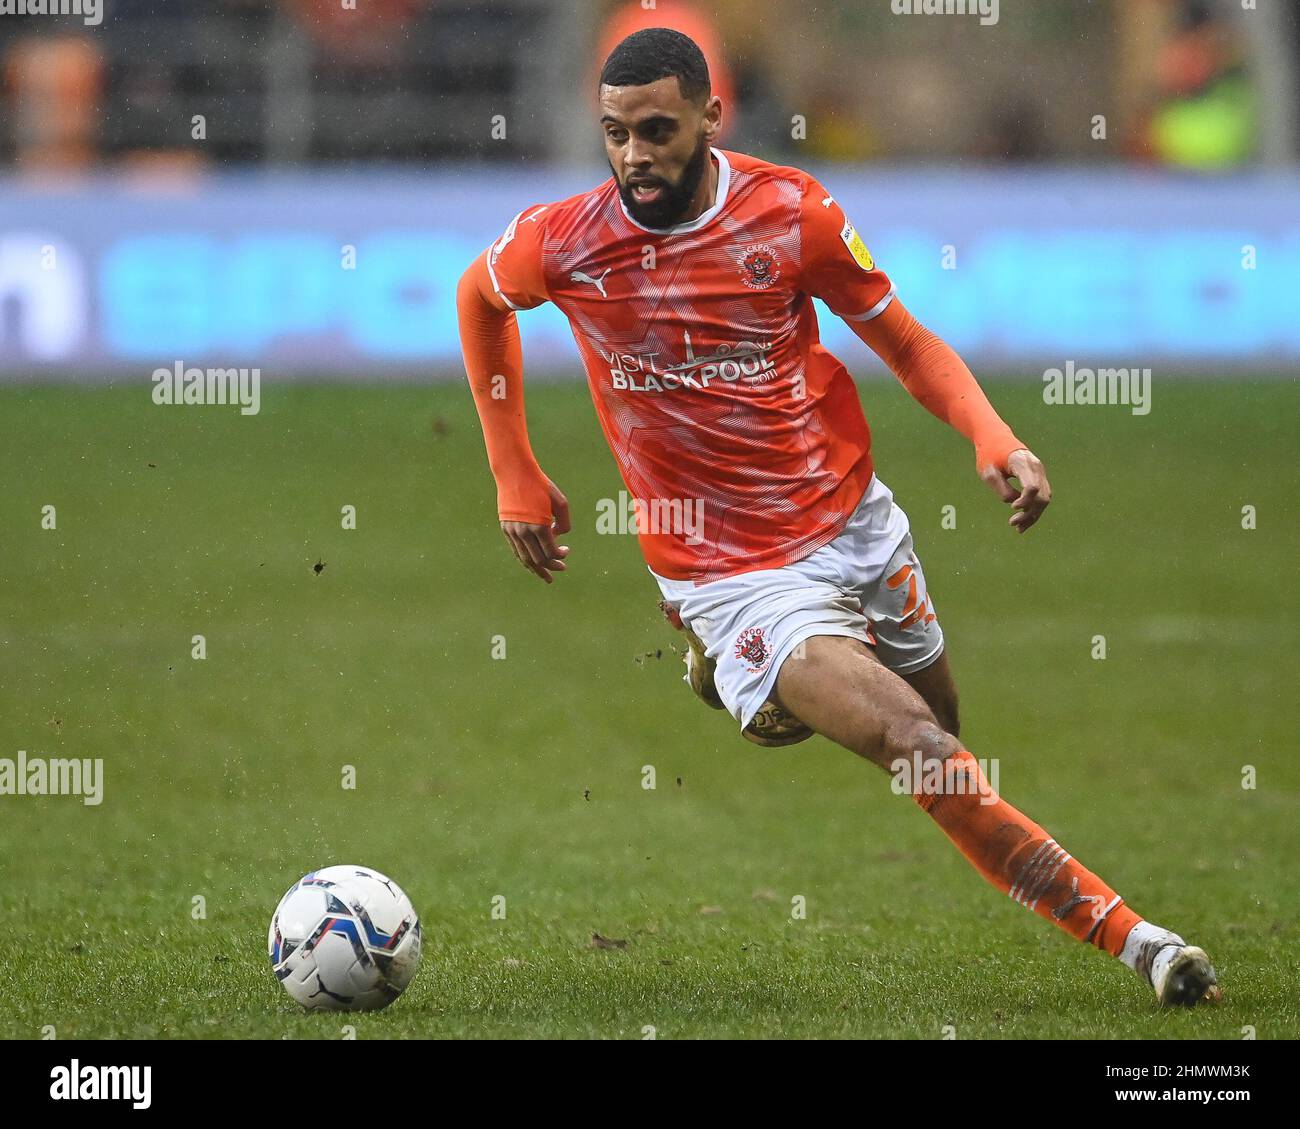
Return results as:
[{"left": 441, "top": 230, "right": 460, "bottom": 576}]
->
[{"left": 485, "top": 148, "right": 896, "bottom": 582}]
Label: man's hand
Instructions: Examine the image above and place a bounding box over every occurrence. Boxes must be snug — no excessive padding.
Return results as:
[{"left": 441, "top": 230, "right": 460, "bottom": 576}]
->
[
  {"left": 980, "top": 448, "right": 1051, "bottom": 534},
  {"left": 500, "top": 477, "right": 571, "bottom": 583}
]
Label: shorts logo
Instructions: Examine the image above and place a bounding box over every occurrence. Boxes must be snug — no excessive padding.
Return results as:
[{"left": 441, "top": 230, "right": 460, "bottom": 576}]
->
[
  {"left": 739, "top": 244, "right": 781, "bottom": 290},
  {"left": 734, "top": 626, "right": 773, "bottom": 673},
  {"left": 885, "top": 558, "right": 937, "bottom": 630}
]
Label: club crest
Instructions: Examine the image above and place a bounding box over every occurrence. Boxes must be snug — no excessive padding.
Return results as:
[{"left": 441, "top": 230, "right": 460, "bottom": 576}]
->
[
  {"left": 739, "top": 244, "right": 781, "bottom": 290},
  {"left": 734, "top": 626, "right": 773, "bottom": 673}
]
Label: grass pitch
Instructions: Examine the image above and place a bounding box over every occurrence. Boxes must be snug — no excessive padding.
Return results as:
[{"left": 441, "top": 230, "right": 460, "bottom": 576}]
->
[{"left": 0, "top": 375, "right": 1297, "bottom": 1039}]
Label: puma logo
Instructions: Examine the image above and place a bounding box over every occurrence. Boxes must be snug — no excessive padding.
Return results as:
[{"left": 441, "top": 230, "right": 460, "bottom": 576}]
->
[
  {"left": 1052, "top": 876, "right": 1105, "bottom": 922},
  {"left": 570, "top": 268, "right": 612, "bottom": 297}
]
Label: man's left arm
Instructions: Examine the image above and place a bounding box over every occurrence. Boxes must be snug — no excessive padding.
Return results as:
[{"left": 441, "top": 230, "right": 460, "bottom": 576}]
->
[
  {"left": 796, "top": 177, "right": 1050, "bottom": 533},
  {"left": 848, "top": 300, "right": 1051, "bottom": 533}
]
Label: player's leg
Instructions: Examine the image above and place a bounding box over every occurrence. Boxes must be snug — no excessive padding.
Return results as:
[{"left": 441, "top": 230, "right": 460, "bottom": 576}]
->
[
  {"left": 900, "top": 649, "right": 959, "bottom": 737},
  {"left": 659, "top": 598, "right": 811, "bottom": 745},
  {"left": 833, "top": 491, "right": 959, "bottom": 737},
  {"left": 772, "top": 635, "right": 928, "bottom": 763},
  {"left": 773, "top": 635, "right": 1220, "bottom": 1006}
]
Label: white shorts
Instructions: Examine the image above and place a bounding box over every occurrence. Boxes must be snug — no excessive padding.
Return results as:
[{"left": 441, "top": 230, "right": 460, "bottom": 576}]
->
[{"left": 650, "top": 475, "right": 944, "bottom": 733}]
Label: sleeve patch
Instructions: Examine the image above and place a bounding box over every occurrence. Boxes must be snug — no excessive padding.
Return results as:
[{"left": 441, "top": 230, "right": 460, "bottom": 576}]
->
[
  {"left": 491, "top": 206, "right": 547, "bottom": 266},
  {"left": 840, "top": 221, "right": 875, "bottom": 271}
]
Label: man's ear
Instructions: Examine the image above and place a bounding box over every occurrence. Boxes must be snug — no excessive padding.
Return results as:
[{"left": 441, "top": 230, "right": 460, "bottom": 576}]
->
[{"left": 702, "top": 95, "right": 723, "bottom": 142}]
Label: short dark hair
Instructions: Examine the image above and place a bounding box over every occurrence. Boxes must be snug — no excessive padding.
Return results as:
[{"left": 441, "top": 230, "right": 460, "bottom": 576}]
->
[{"left": 599, "top": 27, "right": 711, "bottom": 103}]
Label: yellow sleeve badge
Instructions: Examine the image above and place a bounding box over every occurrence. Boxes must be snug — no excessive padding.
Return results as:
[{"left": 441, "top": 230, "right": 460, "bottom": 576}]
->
[{"left": 839, "top": 221, "right": 875, "bottom": 271}]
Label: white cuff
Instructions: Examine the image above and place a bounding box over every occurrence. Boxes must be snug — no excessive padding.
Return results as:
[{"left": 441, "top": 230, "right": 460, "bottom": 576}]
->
[{"left": 840, "top": 283, "right": 897, "bottom": 322}]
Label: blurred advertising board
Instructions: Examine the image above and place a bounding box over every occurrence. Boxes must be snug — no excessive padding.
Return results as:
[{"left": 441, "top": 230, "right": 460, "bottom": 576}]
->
[{"left": 2, "top": 167, "right": 1297, "bottom": 377}]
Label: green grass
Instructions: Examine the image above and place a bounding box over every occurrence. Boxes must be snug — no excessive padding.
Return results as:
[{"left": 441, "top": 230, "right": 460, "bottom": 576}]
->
[{"left": 0, "top": 376, "right": 1297, "bottom": 1039}]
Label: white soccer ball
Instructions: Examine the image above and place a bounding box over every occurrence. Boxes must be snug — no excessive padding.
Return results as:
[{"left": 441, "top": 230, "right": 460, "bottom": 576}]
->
[{"left": 268, "top": 865, "right": 423, "bottom": 1012}]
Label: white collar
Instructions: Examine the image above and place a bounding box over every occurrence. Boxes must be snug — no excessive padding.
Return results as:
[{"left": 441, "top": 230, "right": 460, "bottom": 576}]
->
[{"left": 617, "top": 148, "right": 731, "bottom": 236}]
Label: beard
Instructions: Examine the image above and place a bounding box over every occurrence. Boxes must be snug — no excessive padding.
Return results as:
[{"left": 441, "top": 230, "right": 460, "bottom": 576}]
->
[{"left": 613, "top": 135, "right": 711, "bottom": 229}]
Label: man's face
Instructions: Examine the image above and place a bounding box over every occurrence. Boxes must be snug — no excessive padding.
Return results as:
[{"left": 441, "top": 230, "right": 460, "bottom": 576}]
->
[{"left": 599, "top": 76, "right": 722, "bottom": 228}]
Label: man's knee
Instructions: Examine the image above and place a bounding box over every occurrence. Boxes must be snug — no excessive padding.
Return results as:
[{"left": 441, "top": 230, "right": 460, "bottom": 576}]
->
[{"left": 873, "top": 708, "right": 961, "bottom": 770}]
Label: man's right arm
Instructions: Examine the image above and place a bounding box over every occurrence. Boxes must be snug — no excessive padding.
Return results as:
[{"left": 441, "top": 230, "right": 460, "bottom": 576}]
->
[
  {"left": 457, "top": 242, "right": 571, "bottom": 583},
  {"left": 456, "top": 253, "right": 553, "bottom": 525}
]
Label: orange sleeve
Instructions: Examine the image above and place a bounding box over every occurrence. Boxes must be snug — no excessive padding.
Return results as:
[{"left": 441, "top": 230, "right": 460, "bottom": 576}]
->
[
  {"left": 850, "top": 298, "right": 1025, "bottom": 474},
  {"left": 456, "top": 252, "right": 553, "bottom": 524},
  {"left": 798, "top": 176, "right": 894, "bottom": 320}
]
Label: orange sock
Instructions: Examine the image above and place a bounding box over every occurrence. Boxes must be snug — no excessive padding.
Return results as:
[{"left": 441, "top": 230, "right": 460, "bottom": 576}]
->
[{"left": 913, "top": 747, "right": 1141, "bottom": 956}]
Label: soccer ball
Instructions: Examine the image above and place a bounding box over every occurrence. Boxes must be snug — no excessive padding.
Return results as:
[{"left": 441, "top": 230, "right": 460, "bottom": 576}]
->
[{"left": 268, "top": 865, "right": 423, "bottom": 1011}]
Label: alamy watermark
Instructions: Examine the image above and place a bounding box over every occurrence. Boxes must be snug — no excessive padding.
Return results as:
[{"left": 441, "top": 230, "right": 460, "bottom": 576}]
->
[
  {"left": 890, "top": 750, "right": 1000, "bottom": 805},
  {"left": 0, "top": 750, "right": 103, "bottom": 806},
  {"left": 891, "top": 0, "right": 999, "bottom": 27},
  {"left": 0, "top": 0, "right": 103, "bottom": 26},
  {"left": 596, "top": 490, "right": 705, "bottom": 545},
  {"left": 50, "top": 1060, "right": 150, "bottom": 1110},
  {"left": 151, "top": 361, "right": 261, "bottom": 416},
  {"left": 1043, "top": 361, "right": 1151, "bottom": 416}
]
